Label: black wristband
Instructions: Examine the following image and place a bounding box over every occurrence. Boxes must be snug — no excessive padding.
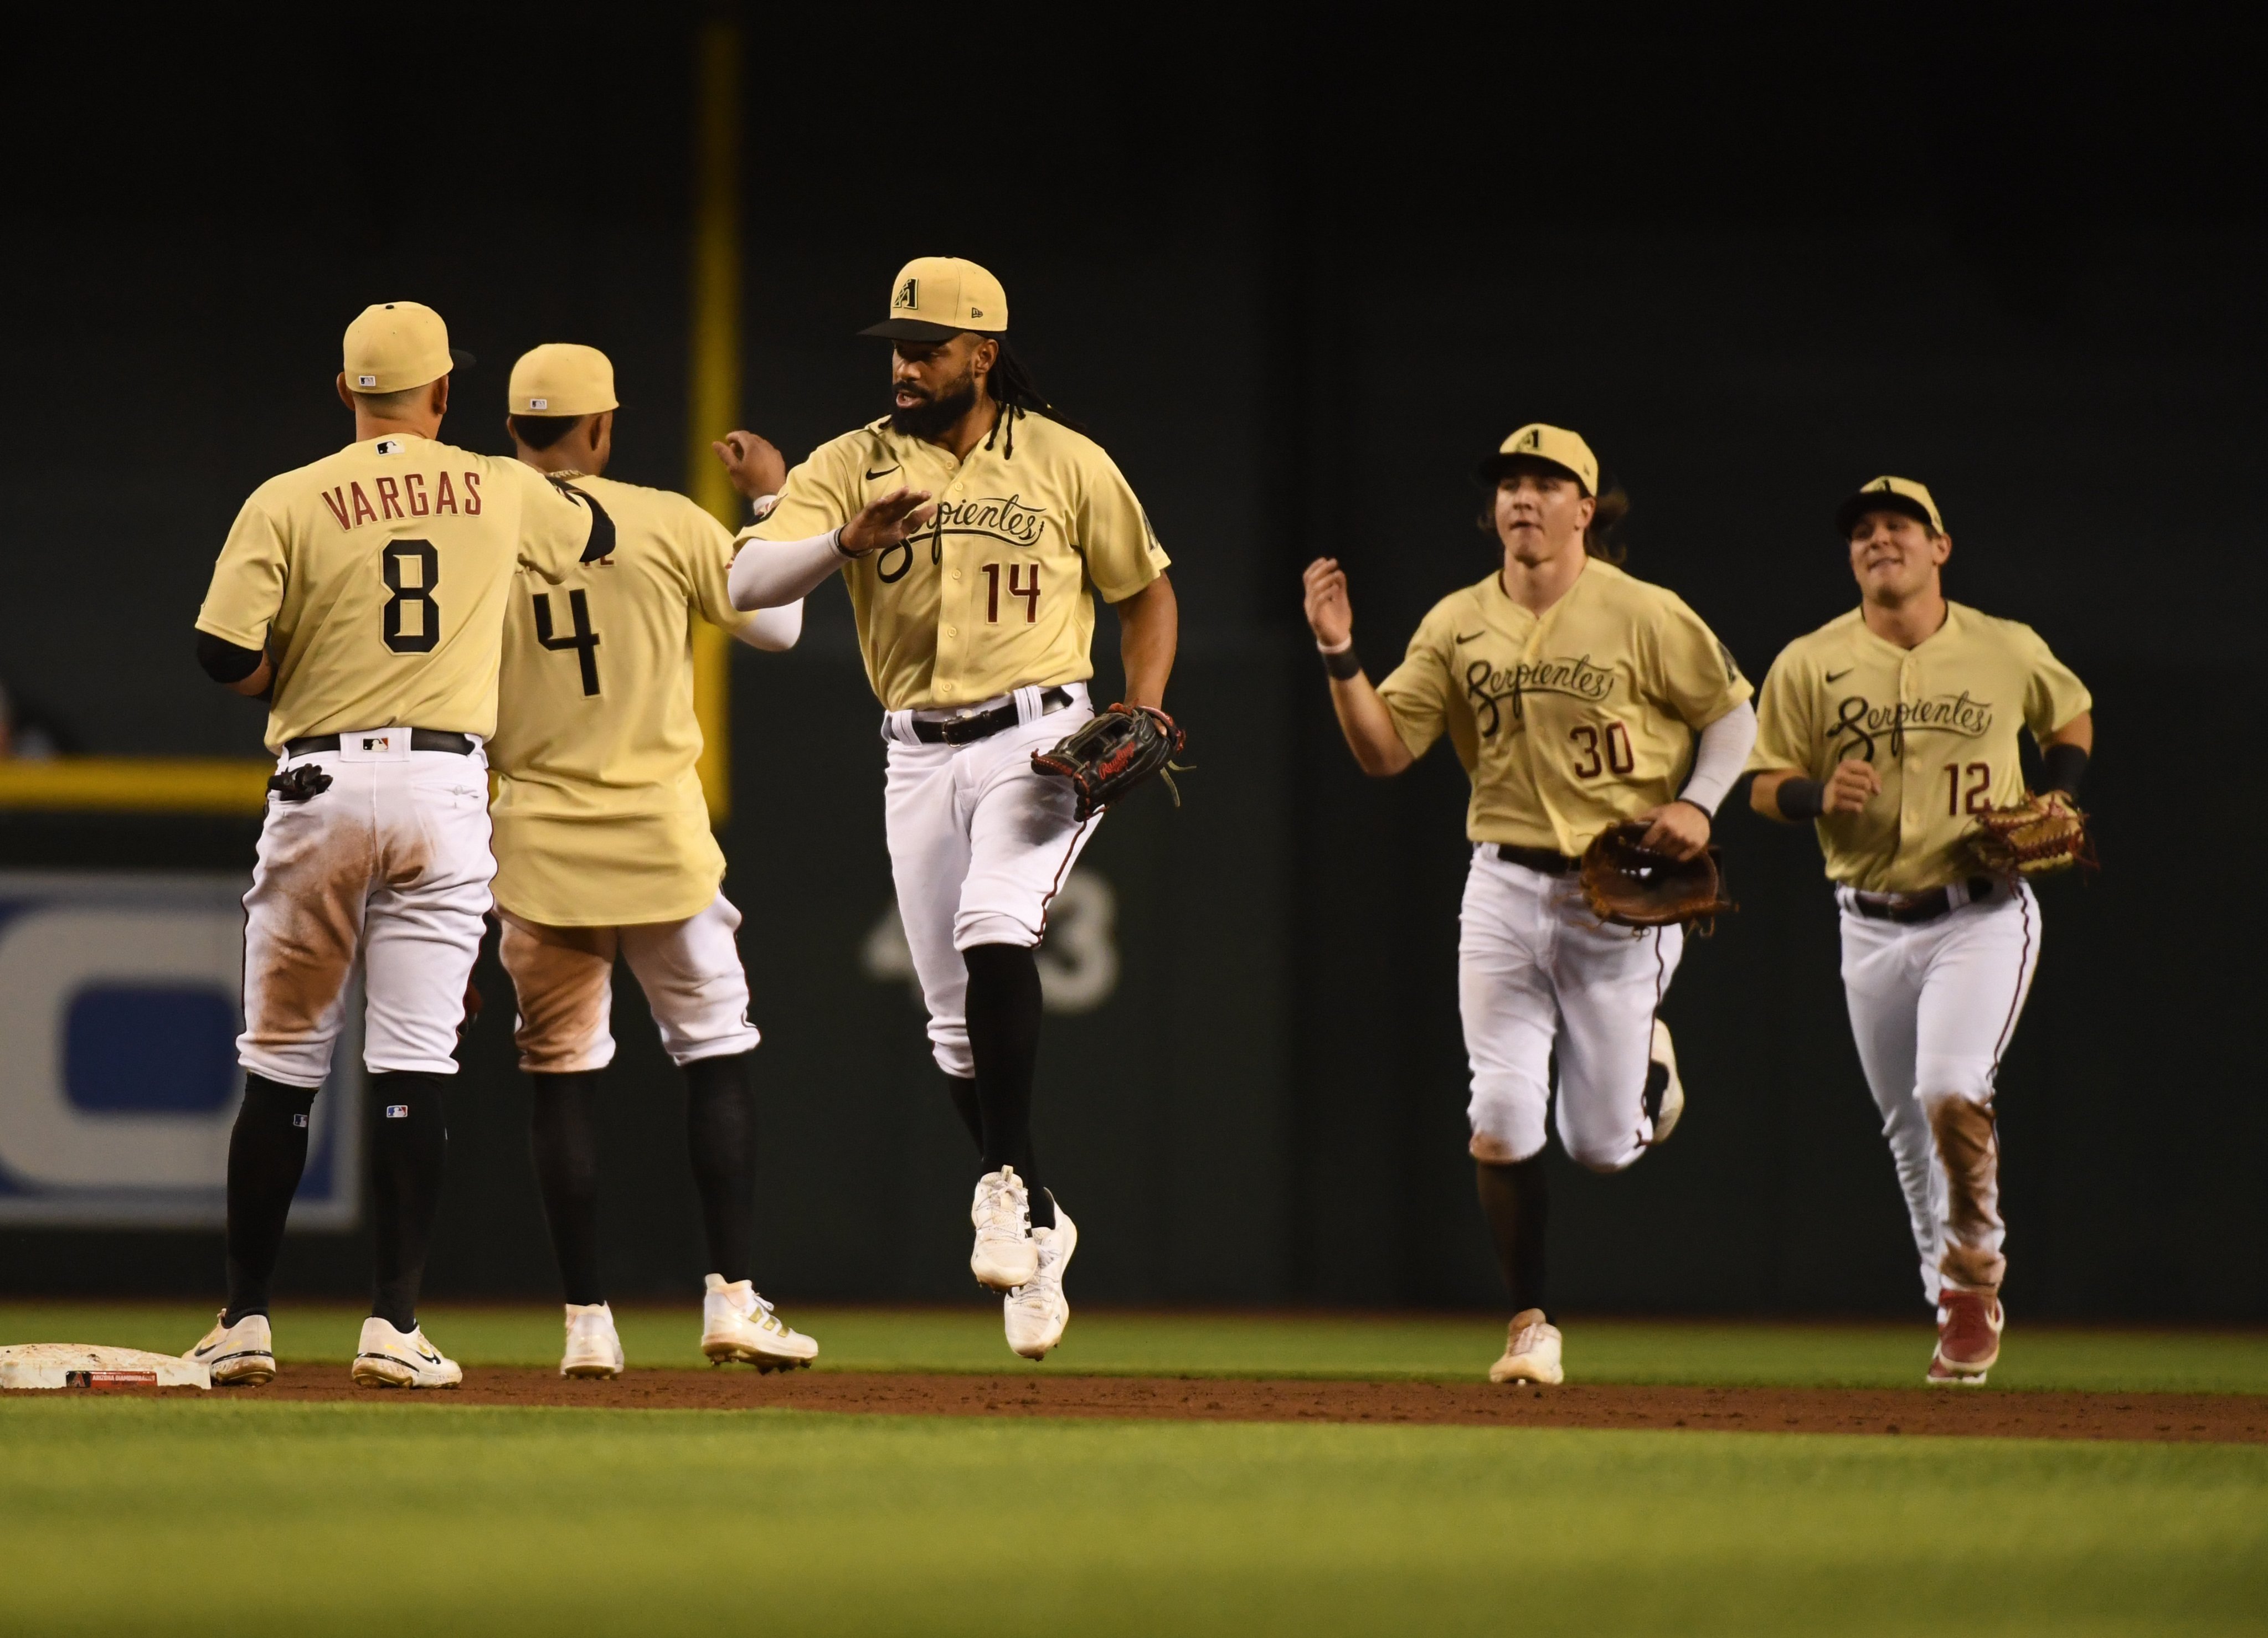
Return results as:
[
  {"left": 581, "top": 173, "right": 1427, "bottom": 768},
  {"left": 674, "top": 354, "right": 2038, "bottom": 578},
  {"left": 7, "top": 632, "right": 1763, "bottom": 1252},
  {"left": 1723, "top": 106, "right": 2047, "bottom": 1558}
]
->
[
  {"left": 2042, "top": 741, "right": 2088, "bottom": 799},
  {"left": 1776, "top": 777, "right": 1827, "bottom": 820},
  {"left": 195, "top": 630, "right": 264, "bottom": 685},
  {"left": 1319, "top": 644, "right": 1363, "bottom": 682}
]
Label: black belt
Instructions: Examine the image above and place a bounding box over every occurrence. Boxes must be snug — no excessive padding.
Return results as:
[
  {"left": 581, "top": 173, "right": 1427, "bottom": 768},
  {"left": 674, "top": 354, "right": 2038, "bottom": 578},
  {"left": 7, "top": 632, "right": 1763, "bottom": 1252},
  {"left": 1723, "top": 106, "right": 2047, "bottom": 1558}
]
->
[
  {"left": 1492, "top": 843, "right": 1581, "bottom": 875},
  {"left": 284, "top": 729, "right": 476, "bottom": 759},
  {"left": 1847, "top": 877, "right": 2003, "bottom": 924},
  {"left": 909, "top": 688, "right": 1073, "bottom": 746}
]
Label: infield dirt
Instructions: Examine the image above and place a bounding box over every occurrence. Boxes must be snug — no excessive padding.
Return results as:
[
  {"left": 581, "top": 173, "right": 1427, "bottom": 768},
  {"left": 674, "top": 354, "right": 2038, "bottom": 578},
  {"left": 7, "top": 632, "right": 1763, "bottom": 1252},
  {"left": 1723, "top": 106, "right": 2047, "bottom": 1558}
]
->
[{"left": 53, "top": 1368, "right": 2268, "bottom": 1442}]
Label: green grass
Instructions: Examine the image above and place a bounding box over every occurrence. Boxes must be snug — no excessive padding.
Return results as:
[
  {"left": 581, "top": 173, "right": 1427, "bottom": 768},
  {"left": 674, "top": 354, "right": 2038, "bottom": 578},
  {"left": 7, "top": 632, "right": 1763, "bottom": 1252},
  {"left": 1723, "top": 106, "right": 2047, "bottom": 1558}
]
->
[
  {"left": 7, "top": 1301, "right": 2268, "bottom": 1393},
  {"left": 2, "top": 1399, "right": 2262, "bottom": 1637}
]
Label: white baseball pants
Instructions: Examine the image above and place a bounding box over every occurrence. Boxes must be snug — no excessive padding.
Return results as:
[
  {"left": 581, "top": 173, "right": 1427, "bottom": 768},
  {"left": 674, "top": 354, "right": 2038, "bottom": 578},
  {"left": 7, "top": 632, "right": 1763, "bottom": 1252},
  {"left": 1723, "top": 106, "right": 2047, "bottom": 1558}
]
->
[
  {"left": 237, "top": 735, "right": 495, "bottom": 1086},
  {"left": 1839, "top": 881, "right": 2039, "bottom": 1304},
  {"left": 1458, "top": 848, "right": 1683, "bottom": 1171},
  {"left": 496, "top": 893, "right": 761, "bottom": 1074},
  {"left": 883, "top": 686, "right": 1098, "bottom": 1078}
]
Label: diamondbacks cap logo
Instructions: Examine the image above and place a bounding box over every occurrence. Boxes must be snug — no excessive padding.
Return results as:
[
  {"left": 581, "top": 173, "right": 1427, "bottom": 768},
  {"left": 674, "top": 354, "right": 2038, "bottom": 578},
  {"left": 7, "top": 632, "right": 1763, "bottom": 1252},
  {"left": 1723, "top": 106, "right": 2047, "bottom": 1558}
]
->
[
  {"left": 894, "top": 278, "right": 919, "bottom": 311},
  {"left": 1521, "top": 429, "right": 1542, "bottom": 450}
]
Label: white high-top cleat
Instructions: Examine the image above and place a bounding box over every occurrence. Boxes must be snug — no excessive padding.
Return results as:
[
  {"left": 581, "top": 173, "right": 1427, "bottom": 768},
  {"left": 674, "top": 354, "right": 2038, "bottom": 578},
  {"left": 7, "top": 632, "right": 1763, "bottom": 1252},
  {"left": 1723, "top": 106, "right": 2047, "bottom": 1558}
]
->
[
  {"left": 1004, "top": 1201, "right": 1078, "bottom": 1361},
  {"left": 1489, "top": 1309, "right": 1565, "bottom": 1385},
  {"left": 700, "top": 1276, "right": 818, "bottom": 1371},
  {"left": 350, "top": 1318, "right": 463, "bottom": 1389},
  {"left": 969, "top": 1166, "right": 1038, "bottom": 1291},
  {"left": 560, "top": 1302, "right": 624, "bottom": 1378},
  {"left": 1643, "top": 1019, "right": 1685, "bottom": 1146},
  {"left": 183, "top": 1311, "right": 276, "bottom": 1386}
]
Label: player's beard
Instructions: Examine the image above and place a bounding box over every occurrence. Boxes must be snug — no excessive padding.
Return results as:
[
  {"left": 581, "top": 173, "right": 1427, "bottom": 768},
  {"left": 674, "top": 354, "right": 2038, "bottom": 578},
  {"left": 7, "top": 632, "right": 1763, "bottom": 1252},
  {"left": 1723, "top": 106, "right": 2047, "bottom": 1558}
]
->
[{"left": 889, "top": 368, "right": 980, "bottom": 439}]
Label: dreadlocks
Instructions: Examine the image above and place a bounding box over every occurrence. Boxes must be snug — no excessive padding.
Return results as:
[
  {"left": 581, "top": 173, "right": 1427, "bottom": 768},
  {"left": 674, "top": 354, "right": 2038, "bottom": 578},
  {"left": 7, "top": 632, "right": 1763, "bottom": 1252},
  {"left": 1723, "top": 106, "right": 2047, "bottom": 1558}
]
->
[{"left": 984, "top": 339, "right": 1083, "bottom": 434}]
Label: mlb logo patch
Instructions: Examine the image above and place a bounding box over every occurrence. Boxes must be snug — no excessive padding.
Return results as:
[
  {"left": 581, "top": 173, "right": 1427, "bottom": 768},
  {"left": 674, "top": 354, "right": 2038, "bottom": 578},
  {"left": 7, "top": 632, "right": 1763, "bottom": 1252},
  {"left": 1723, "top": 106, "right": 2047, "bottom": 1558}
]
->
[
  {"left": 385, "top": 1105, "right": 409, "bottom": 1119},
  {"left": 357, "top": 373, "right": 378, "bottom": 387},
  {"left": 530, "top": 396, "right": 548, "bottom": 410}
]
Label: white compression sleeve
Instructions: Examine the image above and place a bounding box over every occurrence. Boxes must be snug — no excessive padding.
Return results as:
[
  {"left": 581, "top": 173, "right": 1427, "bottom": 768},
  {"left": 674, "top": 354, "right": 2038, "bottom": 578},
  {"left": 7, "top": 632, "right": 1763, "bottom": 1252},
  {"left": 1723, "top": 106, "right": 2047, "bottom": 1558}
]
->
[
  {"left": 730, "top": 599, "right": 803, "bottom": 652},
  {"left": 728, "top": 530, "right": 846, "bottom": 611},
  {"left": 1678, "top": 699, "right": 1758, "bottom": 815}
]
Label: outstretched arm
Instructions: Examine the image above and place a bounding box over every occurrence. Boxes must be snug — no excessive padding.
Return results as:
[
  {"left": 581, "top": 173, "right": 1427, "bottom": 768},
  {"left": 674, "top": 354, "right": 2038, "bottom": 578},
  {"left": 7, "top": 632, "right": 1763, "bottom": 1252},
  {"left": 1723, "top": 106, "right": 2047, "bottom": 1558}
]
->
[{"left": 1302, "top": 558, "right": 1413, "bottom": 777}]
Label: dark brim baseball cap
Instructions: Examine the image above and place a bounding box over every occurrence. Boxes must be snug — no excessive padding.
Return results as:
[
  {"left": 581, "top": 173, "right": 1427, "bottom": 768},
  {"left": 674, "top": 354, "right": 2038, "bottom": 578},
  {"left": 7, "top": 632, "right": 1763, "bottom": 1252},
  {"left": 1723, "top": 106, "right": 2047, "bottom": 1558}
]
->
[
  {"left": 1473, "top": 424, "right": 1600, "bottom": 495},
  {"left": 1834, "top": 476, "right": 1944, "bottom": 537},
  {"left": 857, "top": 316, "right": 972, "bottom": 342}
]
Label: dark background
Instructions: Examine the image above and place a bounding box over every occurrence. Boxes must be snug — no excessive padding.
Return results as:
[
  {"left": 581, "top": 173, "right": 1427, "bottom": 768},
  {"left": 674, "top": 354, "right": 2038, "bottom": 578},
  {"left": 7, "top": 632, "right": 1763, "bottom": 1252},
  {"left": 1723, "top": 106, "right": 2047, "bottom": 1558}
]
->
[{"left": 3, "top": 8, "right": 2261, "bottom": 1317}]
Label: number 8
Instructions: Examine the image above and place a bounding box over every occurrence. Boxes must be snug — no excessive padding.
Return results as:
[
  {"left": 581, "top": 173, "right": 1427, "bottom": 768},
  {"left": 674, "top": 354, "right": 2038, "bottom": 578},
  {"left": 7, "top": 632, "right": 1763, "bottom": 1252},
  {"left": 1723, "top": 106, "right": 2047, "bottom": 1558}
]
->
[{"left": 382, "top": 539, "right": 440, "bottom": 653}]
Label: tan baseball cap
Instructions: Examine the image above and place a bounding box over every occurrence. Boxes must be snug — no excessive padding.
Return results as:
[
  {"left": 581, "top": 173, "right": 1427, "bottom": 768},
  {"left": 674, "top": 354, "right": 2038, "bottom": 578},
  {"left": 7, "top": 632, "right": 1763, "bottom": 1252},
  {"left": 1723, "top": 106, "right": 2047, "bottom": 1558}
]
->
[
  {"left": 508, "top": 344, "right": 619, "bottom": 418},
  {"left": 1836, "top": 475, "right": 1945, "bottom": 537},
  {"left": 858, "top": 256, "right": 1009, "bottom": 342},
  {"left": 342, "top": 301, "right": 470, "bottom": 394},
  {"left": 1476, "top": 423, "right": 1600, "bottom": 495}
]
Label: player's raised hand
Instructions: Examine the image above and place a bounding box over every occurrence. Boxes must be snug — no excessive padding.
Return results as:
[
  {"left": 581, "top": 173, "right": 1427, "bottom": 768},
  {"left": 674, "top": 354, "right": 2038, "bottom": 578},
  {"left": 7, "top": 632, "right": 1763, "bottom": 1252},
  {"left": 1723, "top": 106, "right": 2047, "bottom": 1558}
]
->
[
  {"left": 1303, "top": 558, "right": 1354, "bottom": 647},
  {"left": 713, "top": 430, "right": 789, "bottom": 500},
  {"left": 1636, "top": 801, "right": 1712, "bottom": 861},
  {"left": 839, "top": 486, "right": 937, "bottom": 557},
  {"left": 1824, "top": 758, "right": 1882, "bottom": 815}
]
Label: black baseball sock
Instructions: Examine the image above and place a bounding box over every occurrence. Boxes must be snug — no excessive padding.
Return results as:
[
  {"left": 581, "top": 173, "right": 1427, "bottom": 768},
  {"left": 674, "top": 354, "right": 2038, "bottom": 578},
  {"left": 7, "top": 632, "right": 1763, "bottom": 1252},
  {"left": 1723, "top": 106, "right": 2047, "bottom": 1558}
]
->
[
  {"left": 368, "top": 1070, "right": 449, "bottom": 1331},
  {"left": 1475, "top": 1156, "right": 1550, "bottom": 1319},
  {"left": 962, "top": 942, "right": 1052, "bottom": 1229},
  {"left": 528, "top": 1071, "right": 605, "bottom": 1305},
  {"left": 945, "top": 1072, "right": 984, "bottom": 1153},
  {"left": 684, "top": 1051, "right": 757, "bottom": 1284},
  {"left": 221, "top": 1075, "right": 318, "bottom": 1325}
]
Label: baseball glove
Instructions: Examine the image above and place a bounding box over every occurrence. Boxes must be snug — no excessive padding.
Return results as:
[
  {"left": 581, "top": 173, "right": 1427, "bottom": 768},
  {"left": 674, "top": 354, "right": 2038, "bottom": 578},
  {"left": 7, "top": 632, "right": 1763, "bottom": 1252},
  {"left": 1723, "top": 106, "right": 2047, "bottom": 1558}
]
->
[
  {"left": 1965, "top": 790, "right": 2092, "bottom": 879},
  {"left": 1579, "top": 821, "right": 1735, "bottom": 929},
  {"left": 1031, "top": 704, "right": 1187, "bottom": 822}
]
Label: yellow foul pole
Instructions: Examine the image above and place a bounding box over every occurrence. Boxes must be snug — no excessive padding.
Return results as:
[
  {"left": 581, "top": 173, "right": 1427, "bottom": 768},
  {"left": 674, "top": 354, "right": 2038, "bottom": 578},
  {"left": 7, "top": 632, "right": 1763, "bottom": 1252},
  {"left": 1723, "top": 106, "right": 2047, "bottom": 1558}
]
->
[{"left": 688, "top": 17, "right": 740, "bottom": 824}]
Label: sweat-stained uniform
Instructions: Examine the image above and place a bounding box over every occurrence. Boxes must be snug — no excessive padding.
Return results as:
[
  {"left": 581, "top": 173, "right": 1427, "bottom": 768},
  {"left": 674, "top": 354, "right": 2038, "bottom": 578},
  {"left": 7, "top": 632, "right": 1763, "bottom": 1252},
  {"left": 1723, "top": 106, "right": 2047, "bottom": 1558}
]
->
[
  {"left": 1747, "top": 601, "right": 2090, "bottom": 1303},
  {"left": 1377, "top": 558, "right": 1750, "bottom": 1170},
  {"left": 487, "top": 473, "right": 764, "bottom": 1074}
]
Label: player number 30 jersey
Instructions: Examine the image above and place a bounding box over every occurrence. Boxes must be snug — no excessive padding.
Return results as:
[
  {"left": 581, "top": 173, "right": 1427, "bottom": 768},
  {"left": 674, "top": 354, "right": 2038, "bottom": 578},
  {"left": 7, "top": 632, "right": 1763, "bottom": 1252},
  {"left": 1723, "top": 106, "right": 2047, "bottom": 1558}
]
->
[{"left": 1377, "top": 559, "right": 1751, "bottom": 855}]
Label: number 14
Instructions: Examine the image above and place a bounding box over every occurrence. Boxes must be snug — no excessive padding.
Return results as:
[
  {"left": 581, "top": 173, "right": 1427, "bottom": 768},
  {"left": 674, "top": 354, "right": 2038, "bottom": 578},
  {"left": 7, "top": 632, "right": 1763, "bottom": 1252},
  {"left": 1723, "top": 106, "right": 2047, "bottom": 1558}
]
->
[
  {"left": 1944, "top": 761, "right": 1991, "bottom": 815},
  {"left": 982, "top": 562, "right": 1040, "bottom": 622}
]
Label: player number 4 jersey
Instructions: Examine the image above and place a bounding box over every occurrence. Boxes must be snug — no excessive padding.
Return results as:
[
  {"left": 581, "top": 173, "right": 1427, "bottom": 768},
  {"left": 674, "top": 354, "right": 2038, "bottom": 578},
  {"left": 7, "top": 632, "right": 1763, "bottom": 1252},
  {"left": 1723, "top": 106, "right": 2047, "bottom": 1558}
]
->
[
  {"left": 748, "top": 411, "right": 1168, "bottom": 712},
  {"left": 1377, "top": 559, "right": 1751, "bottom": 854},
  {"left": 195, "top": 435, "right": 600, "bottom": 750},
  {"left": 486, "top": 474, "right": 751, "bottom": 928},
  {"left": 1745, "top": 602, "right": 2092, "bottom": 893}
]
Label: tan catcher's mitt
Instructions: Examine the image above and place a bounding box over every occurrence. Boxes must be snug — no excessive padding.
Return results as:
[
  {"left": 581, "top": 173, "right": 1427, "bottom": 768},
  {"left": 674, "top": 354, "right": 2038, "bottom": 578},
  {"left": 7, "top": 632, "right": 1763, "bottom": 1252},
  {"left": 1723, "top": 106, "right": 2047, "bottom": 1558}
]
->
[
  {"left": 1031, "top": 704, "right": 1187, "bottom": 823},
  {"left": 1579, "top": 821, "right": 1735, "bottom": 929},
  {"left": 1965, "top": 790, "right": 2091, "bottom": 879}
]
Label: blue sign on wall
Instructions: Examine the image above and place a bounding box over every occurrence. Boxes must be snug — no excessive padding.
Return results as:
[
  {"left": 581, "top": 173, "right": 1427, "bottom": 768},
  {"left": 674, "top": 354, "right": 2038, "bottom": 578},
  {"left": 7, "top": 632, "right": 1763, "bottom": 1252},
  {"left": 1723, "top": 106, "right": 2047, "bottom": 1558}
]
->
[{"left": 0, "top": 872, "right": 361, "bottom": 1228}]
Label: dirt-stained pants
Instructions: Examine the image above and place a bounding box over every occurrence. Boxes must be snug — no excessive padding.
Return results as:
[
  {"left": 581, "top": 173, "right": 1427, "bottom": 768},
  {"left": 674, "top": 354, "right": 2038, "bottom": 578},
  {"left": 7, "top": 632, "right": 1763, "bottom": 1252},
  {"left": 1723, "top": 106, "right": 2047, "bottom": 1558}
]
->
[{"left": 1839, "top": 880, "right": 2040, "bottom": 1305}]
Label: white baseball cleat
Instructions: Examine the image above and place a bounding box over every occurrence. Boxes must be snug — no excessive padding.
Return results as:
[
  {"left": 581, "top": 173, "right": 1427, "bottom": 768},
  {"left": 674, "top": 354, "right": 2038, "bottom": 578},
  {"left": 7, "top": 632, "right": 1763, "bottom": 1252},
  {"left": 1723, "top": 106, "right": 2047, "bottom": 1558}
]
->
[
  {"left": 1643, "top": 1019, "right": 1684, "bottom": 1146},
  {"left": 560, "top": 1302, "right": 624, "bottom": 1378},
  {"left": 970, "top": 1166, "right": 1038, "bottom": 1292},
  {"left": 350, "top": 1318, "right": 463, "bottom": 1389},
  {"left": 1004, "top": 1200, "right": 1078, "bottom": 1361},
  {"left": 183, "top": 1311, "right": 276, "bottom": 1386},
  {"left": 1489, "top": 1309, "right": 1565, "bottom": 1385},
  {"left": 700, "top": 1276, "right": 818, "bottom": 1371}
]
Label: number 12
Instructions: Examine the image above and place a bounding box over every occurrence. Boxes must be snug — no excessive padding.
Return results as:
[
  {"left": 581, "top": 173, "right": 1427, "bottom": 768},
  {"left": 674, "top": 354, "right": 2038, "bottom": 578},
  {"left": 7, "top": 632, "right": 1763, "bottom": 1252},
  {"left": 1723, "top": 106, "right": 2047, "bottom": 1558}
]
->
[{"left": 1944, "top": 761, "right": 1991, "bottom": 815}]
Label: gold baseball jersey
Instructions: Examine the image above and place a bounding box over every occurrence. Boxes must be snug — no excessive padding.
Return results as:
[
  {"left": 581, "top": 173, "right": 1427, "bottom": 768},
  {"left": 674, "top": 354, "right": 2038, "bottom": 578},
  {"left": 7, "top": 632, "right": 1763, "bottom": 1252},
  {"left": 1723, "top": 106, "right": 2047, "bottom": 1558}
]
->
[
  {"left": 748, "top": 411, "right": 1168, "bottom": 710},
  {"left": 1746, "top": 602, "right": 2091, "bottom": 893},
  {"left": 1377, "top": 559, "right": 1751, "bottom": 853},
  {"left": 488, "top": 475, "right": 749, "bottom": 927},
  {"left": 197, "top": 434, "right": 599, "bottom": 750}
]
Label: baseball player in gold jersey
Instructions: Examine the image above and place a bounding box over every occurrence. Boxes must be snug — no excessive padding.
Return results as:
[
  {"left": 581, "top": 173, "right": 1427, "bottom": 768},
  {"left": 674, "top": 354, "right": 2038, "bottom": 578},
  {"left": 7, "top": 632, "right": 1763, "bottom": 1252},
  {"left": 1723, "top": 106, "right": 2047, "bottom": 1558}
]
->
[
  {"left": 1748, "top": 476, "right": 2093, "bottom": 1384},
  {"left": 488, "top": 344, "right": 817, "bottom": 1378},
  {"left": 184, "top": 302, "right": 607, "bottom": 1389},
  {"left": 723, "top": 256, "right": 1178, "bottom": 1360},
  {"left": 1302, "top": 424, "right": 1756, "bottom": 1385}
]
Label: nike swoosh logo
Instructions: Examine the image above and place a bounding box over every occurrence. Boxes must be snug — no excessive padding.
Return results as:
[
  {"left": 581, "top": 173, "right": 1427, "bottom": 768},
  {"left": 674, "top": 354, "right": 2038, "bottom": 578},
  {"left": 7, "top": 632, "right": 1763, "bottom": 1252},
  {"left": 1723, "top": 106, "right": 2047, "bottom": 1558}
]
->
[
  {"left": 1455, "top": 631, "right": 1486, "bottom": 645},
  {"left": 865, "top": 466, "right": 900, "bottom": 481},
  {"left": 1825, "top": 668, "right": 1853, "bottom": 682}
]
